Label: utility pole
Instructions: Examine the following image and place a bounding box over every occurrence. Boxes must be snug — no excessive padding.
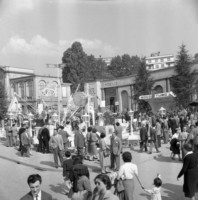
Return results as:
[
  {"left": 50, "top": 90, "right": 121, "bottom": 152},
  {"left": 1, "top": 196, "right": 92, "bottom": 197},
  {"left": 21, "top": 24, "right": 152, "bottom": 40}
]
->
[{"left": 46, "top": 63, "right": 66, "bottom": 124}]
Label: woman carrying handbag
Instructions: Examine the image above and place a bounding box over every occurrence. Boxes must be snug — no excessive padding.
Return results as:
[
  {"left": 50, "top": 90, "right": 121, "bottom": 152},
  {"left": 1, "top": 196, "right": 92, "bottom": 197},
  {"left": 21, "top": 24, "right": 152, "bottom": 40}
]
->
[
  {"left": 99, "top": 132, "right": 110, "bottom": 174},
  {"left": 116, "top": 152, "right": 138, "bottom": 200}
]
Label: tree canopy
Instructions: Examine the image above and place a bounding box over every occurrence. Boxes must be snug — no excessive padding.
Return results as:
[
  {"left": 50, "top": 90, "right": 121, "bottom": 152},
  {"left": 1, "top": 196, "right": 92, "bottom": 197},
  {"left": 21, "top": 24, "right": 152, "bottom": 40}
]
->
[
  {"left": 133, "top": 58, "right": 154, "bottom": 112},
  {"left": 170, "top": 44, "right": 197, "bottom": 108},
  {"left": 62, "top": 42, "right": 110, "bottom": 93},
  {"left": 108, "top": 54, "right": 141, "bottom": 77}
]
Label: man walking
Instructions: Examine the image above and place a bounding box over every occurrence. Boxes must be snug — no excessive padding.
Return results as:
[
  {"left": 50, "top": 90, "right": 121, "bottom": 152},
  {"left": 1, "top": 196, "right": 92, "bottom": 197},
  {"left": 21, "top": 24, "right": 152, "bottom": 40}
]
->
[
  {"left": 20, "top": 174, "right": 52, "bottom": 200},
  {"left": 49, "top": 129, "right": 64, "bottom": 168},
  {"left": 140, "top": 122, "right": 148, "bottom": 152}
]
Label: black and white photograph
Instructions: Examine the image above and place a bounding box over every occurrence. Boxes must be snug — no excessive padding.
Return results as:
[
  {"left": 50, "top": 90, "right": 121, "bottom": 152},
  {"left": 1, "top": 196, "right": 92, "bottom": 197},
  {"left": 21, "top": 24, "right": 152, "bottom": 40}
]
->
[{"left": 0, "top": 0, "right": 198, "bottom": 199}]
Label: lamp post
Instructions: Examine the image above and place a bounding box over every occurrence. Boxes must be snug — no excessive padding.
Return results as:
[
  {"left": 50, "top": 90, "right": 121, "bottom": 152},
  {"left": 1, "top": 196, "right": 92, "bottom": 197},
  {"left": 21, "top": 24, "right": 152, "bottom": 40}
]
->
[
  {"left": 129, "top": 109, "right": 134, "bottom": 135},
  {"left": 18, "top": 112, "right": 23, "bottom": 127},
  {"left": 159, "top": 107, "right": 166, "bottom": 117},
  {"left": 82, "top": 113, "right": 90, "bottom": 134},
  {"left": 52, "top": 113, "right": 58, "bottom": 129},
  {"left": 7, "top": 112, "right": 14, "bottom": 127},
  {"left": 28, "top": 112, "right": 34, "bottom": 137}
]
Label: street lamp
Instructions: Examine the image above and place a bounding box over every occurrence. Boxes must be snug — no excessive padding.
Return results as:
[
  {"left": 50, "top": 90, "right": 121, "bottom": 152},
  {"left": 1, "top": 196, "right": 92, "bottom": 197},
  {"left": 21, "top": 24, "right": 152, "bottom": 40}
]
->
[
  {"left": 18, "top": 112, "right": 23, "bottom": 127},
  {"left": 82, "top": 113, "right": 90, "bottom": 134},
  {"left": 129, "top": 109, "right": 134, "bottom": 135},
  {"left": 159, "top": 107, "right": 166, "bottom": 117},
  {"left": 52, "top": 113, "right": 58, "bottom": 128},
  {"left": 7, "top": 112, "right": 14, "bottom": 127},
  {"left": 28, "top": 112, "right": 34, "bottom": 137}
]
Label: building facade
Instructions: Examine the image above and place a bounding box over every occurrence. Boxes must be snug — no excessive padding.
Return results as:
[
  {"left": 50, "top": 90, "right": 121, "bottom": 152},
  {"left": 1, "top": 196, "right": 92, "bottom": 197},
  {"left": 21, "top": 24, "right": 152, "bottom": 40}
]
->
[
  {"left": 85, "top": 59, "right": 198, "bottom": 114},
  {"left": 0, "top": 66, "right": 71, "bottom": 113}
]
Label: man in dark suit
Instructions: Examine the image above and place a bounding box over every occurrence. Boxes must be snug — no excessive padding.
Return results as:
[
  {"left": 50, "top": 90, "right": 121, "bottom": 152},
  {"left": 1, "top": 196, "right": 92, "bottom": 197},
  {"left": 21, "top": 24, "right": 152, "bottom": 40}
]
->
[
  {"left": 110, "top": 131, "right": 122, "bottom": 171},
  {"left": 74, "top": 127, "right": 85, "bottom": 156},
  {"left": 140, "top": 122, "right": 148, "bottom": 152},
  {"left": 20, "top": 174, "right": 52, "bottom": 200},
  {"left": 148, "top": 124, "right": 160, "bottom": 154},
  {"left": 18, "top": 124, "right": 26, "bottom": 151},
  {"left": 40, "top": 124, "right": 50, "bottom": 153}
]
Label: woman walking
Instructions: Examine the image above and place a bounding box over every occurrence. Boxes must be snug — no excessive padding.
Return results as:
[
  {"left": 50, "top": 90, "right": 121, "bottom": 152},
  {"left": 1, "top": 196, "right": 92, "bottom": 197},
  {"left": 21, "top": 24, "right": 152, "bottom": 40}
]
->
[
  {"left": 98, "top": 132, "right": 109, "bottom": 174},
  {"left": 116, "top": 151, "right": 138, "bottom": 200}
]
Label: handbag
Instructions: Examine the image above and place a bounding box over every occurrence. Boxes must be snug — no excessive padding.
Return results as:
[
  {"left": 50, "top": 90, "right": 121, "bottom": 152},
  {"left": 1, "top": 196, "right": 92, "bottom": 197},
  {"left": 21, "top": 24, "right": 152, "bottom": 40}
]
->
[
  {"left": 116, "top": 179, "right": 125, "bottom": 192},
  {"left": 103, "top": 149, "right": 110, "bottom": 157}
]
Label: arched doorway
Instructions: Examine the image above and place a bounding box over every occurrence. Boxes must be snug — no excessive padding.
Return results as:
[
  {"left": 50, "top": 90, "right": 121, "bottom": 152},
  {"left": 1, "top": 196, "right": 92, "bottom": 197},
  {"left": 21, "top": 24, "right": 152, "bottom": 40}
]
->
[
  {"left": 121, "top": 90, "right": 129, "bottom": 111},
  {"left": 154, "top": 85, "right": 163, "bottom": 94}
]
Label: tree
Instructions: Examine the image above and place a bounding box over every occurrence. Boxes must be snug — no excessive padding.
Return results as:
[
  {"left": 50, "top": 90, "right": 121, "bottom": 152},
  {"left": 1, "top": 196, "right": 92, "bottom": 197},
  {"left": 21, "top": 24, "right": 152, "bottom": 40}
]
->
[
  {"left": 133, "top": 58, "right": 154, "bottom": 112},
  {"left": 108, "top": 54, "right": 141, "bottom": 77},
  {"left": 62, "top": 42, "right": 89, "bottom": 93},
  {"left": 62, "top": 42, "right": 111, "bottom": 93},
  {"left": 170, "top": 44, "right": 197, "bottom": 108},
  {"left": 0, "top": 82, "right": 8, "bottom": 120}
]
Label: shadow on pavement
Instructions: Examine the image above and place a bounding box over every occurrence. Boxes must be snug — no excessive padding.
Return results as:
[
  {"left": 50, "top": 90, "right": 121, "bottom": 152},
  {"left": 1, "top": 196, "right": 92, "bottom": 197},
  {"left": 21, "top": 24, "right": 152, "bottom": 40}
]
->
[
  {"left": 85, "top": 163, "right": 101, "bottom": 173},
  {"left": 153, "top": 154, "right": 182, "bottom": 163},
  {"left": 162, "top": 182, "right": 183, "bottom": 200},
  {"left": 40, "top": 160, "right": 55, "bottom": 167}
]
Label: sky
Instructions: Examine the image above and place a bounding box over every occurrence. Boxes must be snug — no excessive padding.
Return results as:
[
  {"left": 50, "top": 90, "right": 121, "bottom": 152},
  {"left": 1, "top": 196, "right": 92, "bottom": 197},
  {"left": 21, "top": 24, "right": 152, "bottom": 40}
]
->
[{"left": 0, "top": 0, "right": 198, "bottom": 76}]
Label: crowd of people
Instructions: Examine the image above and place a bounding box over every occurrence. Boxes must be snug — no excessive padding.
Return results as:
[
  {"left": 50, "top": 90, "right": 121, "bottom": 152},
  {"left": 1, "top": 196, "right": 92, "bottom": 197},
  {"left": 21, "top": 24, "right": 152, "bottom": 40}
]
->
[{"left": 3, "top": 108, "right": 198, "bottom": 200}]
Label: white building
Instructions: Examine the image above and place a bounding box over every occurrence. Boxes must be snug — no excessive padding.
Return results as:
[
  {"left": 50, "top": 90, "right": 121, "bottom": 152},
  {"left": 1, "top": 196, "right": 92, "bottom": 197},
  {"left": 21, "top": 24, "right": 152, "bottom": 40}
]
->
[{"left": 146, "top": 54, "right": 175, "bottom": 71}]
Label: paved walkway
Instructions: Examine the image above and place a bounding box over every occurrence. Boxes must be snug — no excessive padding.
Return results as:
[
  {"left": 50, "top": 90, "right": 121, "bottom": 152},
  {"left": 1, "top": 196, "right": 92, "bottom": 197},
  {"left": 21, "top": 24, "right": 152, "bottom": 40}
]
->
[{"left": 0, "top": 138, "right": 185, "bottom": 200}]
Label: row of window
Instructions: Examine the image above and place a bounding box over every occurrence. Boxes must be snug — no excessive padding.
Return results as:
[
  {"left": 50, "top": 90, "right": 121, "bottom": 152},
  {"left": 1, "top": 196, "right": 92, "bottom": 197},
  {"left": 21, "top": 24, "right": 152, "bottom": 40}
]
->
[{"left": 147, "top": 57, "right": 172, "bottom": 63}]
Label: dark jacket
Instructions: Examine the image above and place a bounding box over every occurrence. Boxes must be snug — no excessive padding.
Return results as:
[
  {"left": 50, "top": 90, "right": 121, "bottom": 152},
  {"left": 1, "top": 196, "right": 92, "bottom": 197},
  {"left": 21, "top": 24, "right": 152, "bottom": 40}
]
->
[
  {"left": 20, "top": 190, "right": 52, "bottom": 200},
  {"left": 150, "top": 127, "right": 157, "bottom": 141},
  {"left": 63, "top": 158, "right": 74, "bottom": 178},
  {"left": 41, "top": 128, "right": 50, "bottom": 141},
  {"left": 74, "top": 131, "right": 85, "bottom": 148},
  {"left": 140, "top": 126, "right": 148, "bottom": 141}
]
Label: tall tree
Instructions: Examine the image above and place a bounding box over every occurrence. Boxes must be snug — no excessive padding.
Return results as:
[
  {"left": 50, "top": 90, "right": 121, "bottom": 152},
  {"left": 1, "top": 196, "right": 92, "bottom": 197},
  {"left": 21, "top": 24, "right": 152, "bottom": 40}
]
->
[
  {"left": 133, "top": 58, "right": 154, "bottom": 112},
  {"left": 0, "top": 82, "right": 7, "bottom": 120},
  {"left": 171, "top": 44, "right": 197, "bottom": 108},
  {"left": 62, "top": 42, "right": 89, "bottom": 93},
  {"left": 108, "top": 54, "right": 141, "bottom": 77}
]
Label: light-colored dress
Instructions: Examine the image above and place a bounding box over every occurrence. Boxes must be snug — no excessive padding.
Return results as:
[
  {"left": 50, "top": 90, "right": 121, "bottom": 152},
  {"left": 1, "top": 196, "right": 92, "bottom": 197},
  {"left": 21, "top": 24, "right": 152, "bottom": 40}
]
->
[{"left": 145, "top": 187, "right": 161, "bottom": 200}]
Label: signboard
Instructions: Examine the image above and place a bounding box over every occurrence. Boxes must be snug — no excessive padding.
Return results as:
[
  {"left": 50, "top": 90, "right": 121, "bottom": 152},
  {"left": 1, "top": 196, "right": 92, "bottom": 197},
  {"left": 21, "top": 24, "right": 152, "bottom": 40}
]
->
[
  {"left": 139, "top": 95, "right": 152, "bottom": 100},
  {"left": 115, "top": 101, "right": 119, "bottom": 106}
]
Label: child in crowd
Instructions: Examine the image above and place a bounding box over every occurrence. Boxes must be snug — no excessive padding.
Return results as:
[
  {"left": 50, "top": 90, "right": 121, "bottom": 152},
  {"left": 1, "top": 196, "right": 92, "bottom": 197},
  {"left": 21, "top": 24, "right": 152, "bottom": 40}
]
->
[
  {"left": 62, "top": 151, "right": 74, "bottom": 195},
  {"left": 143, "top": 174, "right": 162, "bottom": 200}
]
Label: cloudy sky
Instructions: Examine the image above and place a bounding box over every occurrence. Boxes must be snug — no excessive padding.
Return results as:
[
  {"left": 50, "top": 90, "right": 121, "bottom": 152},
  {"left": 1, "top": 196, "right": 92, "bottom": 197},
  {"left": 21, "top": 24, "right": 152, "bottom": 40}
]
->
[{"left": 0, "top": 0, "right": 197, "bottom": 75}]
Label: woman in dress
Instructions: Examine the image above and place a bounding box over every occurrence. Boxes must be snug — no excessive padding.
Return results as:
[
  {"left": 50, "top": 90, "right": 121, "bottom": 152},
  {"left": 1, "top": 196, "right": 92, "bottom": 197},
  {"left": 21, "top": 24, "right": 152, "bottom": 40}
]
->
[
  {"left": 170, "top": 127, "right": 182, "bottom": 161},
  {"left": 89, "top": 128, "right": 99, "bottom": 160},
  {"left": 98, "top": 132, "right": 109, "bottom": 174},
  {"left": 177, "top": 143, "right": 198, "bottom": 200},
  {"left": 92, "top": 174, "right": 119, "bottom": 200},
  {"left": 117, "top": 151, "right": 138, "bottom": 200}
]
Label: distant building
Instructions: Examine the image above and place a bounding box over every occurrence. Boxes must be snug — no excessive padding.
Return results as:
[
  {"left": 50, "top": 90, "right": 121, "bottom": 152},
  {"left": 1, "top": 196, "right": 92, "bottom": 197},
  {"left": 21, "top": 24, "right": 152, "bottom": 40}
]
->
[
  {"left": 146, "top": 54, "right": 175, "bottom": 71},
  {"left": 0, "top": 66, "right": 71, "bottom": 113}
]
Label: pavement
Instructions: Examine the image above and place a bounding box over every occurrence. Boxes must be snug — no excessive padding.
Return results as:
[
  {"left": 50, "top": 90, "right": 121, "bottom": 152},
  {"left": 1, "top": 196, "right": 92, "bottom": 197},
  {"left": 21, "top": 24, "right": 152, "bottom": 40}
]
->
[{"left": 0, "top": 138, "right": 185, "bottom": 200}]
